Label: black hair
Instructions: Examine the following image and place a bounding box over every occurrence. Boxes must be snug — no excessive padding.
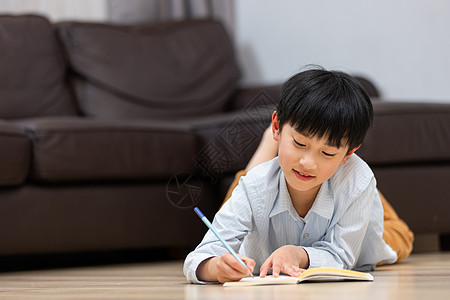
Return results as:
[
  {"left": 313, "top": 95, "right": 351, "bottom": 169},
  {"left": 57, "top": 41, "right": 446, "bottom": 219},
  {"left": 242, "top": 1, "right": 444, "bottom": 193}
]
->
[{"left": 276, "top": 67, "right": 373, "bottom": 152}]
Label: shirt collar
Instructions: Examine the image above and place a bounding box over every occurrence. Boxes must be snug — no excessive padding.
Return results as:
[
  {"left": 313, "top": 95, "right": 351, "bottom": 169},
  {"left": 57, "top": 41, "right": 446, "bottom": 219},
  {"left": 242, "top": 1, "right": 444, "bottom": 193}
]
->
[
  {"left": 269, "top": 170, "right": 335, "bottom": 220},
  {"left": 309, "top": 180, "right": 334, "bottom": 220},
  {"left": 269, "top": 171, "right": 295, "bottom": 219}
]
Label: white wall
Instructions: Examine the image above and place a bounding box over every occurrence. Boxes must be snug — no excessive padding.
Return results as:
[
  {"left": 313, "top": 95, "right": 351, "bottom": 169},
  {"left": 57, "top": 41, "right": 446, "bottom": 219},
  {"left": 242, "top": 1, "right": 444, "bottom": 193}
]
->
[
  {"left": 2, "top": 0, "right": 449, "bottom": 102},
  {"left": 0, "top": 0, "right": 108, "bottom": 22},
  {"left": 235, "top": 0, "right": 450, "bottom": 102}
]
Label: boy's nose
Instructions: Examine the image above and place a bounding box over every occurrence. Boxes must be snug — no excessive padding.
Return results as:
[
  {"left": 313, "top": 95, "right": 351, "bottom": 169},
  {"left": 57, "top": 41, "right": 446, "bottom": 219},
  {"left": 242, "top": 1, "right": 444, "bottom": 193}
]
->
[{"left": 299, "top": 155, "right": 317, "bottom": 170}]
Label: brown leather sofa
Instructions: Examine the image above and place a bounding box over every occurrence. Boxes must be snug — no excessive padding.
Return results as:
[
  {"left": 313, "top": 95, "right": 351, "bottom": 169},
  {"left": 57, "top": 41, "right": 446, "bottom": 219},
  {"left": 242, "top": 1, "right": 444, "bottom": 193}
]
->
[{"left": 0, "top": 15, "right": 449, "bottom": 258}]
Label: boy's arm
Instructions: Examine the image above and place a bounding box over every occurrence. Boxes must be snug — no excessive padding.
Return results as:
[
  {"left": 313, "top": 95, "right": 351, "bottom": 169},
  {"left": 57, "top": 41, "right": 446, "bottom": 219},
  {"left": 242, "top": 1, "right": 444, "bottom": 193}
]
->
[
  {"left": 302, "top": 178, "right": 378, "bottom": 269},
  {"left": 183, "top": 178, "right": 254, "bottom": 283},
  {"left": 197, "top": 254, "right": 255, "bottom": 282}
]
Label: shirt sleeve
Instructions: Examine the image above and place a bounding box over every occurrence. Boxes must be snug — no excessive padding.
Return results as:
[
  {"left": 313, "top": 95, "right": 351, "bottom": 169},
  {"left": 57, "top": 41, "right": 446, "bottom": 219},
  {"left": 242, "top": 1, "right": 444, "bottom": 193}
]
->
[
  {"left": 183, "top": 177, "right": 254, "bottom": 284},
  {"left": 303, "top": 177, "right": 377, "bottom": 270}
]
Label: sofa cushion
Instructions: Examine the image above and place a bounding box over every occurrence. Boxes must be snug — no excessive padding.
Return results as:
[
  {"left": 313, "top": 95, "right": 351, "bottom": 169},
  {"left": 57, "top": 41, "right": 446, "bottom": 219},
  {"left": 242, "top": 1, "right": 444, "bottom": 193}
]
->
[
  {"left": 358, "top": 101, "right": 450, "bottom": 165},
  {"left": 0, "top": 15, "right": 77, "bottom": 119},
  {"left": 0, "top": 121, "right": 30, "bottom": 185},
  {"left": 58, "top": 19, "right": 240, "bottom": 120},
  {"left": 16, "top": 117, "right": 197, "bottom": 182}
]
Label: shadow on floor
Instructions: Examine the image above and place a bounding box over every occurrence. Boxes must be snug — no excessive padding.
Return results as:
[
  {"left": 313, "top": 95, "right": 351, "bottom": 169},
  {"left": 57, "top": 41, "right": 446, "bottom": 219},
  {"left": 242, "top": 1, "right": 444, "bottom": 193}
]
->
[{"left": 0, "top": 247, "right": 192, "bottom": 273}]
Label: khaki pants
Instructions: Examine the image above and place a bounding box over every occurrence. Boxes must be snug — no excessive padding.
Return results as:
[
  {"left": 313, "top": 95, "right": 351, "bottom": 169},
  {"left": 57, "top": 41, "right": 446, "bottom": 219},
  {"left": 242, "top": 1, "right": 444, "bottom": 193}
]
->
[{"left": 222, "top": 170, "right": 414, "bottom": 263}]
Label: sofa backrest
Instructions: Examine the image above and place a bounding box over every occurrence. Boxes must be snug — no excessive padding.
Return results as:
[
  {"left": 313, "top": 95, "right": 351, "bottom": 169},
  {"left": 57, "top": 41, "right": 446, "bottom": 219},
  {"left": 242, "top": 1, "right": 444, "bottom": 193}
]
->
[
  {"left": 0, "top": 15, "right": 77, "bottom": 119},
  {"left": 58, "top": 19, "right": 240, "bottom": 120}
]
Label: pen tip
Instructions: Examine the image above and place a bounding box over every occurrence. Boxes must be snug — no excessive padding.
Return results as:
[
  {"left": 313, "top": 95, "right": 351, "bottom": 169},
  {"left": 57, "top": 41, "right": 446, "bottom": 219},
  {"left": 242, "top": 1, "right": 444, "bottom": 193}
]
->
[{"left": 194, "top": 207, "right": 204, "bottom": 218}]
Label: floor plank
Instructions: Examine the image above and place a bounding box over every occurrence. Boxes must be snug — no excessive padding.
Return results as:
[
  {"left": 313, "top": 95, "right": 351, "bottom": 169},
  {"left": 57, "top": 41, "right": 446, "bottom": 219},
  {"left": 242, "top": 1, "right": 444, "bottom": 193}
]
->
[{"left": 0, "top": 252, "right": 449, "bottom": 299}]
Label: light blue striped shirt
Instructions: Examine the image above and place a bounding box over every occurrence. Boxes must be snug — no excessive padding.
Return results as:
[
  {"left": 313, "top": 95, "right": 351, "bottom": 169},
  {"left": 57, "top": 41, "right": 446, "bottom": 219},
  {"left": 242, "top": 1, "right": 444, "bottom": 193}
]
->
[{"left": 184, "top": 155, "right": 397, "bottom": 283}]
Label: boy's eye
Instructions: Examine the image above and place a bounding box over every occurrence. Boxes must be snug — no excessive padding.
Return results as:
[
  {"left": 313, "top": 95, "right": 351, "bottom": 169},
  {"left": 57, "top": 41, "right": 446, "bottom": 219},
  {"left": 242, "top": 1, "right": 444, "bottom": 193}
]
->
[
  {"left": 293, "top": 139, "right": 305, "bottom": 147},
  {"left": 322, "top": 151, "right": 336, "bottom": 157}
]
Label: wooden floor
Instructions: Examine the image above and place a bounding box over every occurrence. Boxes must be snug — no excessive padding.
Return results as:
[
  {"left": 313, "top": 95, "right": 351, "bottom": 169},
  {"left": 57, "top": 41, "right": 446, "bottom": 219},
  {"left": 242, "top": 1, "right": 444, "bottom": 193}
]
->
[{"left": 0, "top": 252, "right": 449, "bottom": 299}]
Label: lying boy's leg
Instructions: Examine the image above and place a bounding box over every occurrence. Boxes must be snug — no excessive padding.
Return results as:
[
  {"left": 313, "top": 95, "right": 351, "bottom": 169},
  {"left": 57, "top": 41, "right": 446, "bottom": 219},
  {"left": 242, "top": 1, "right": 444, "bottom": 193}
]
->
[
  {"left": 221, "top": 126, "right": 276, "bottom": 209},
  {"left": 245, "top": 126, "right": 278, "bottom": 171}
]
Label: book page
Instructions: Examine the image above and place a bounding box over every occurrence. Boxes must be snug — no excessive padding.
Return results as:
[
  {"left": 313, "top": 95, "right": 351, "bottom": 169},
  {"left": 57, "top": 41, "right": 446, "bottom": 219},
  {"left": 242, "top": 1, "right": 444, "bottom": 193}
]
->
[
  {"left": 298, "top": 268, "right": 373, "bottom": 282},
  {"left": 223, "top": 268, "right": 373, "bottom": 287},
  {"left": 223, "top": 275, "right": 298, "bottom": 287}
]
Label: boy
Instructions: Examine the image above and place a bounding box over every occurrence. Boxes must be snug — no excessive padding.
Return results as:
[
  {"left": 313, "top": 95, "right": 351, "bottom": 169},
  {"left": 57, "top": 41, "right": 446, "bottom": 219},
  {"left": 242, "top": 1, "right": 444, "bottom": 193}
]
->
[{"left": 184, "top": 68, "right": 400, "bottom": 283}]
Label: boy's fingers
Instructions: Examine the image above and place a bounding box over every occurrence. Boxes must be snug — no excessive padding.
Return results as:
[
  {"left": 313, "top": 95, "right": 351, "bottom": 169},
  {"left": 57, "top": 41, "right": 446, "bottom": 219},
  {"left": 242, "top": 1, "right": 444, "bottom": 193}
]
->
[
  {"left": 259, "top": 258, "right": 273, "bottom": 278},
  {"left": 217, "top": 266, "right": 245, "bottom": 282},
  {"left": 240, "top": 255, "right": 256, "bottom": 272},
  {"left": 223, "top": 254, "right": 251, "bottom": 275},
  {"left": 272, "top": 261, "right": 281, "bottom": 277},
  {"left": 284, "top": 265, "right": 304, "bottom": 277},
  {"left": 216, "top": 254, "right": 251, "bottom": 282}
]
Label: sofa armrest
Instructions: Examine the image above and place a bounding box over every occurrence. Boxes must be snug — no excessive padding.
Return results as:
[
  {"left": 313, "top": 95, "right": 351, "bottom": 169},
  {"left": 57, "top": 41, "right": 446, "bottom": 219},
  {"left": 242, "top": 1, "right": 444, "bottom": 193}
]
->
[
  {"left": 353, "top": 75, "right": 380, "bottom": 98},
  {"left": 358, "top": 101, "right": 450, "bottom": 164},
  {"left": 227, "top": 76, "right": 377, "bottom": 112}
]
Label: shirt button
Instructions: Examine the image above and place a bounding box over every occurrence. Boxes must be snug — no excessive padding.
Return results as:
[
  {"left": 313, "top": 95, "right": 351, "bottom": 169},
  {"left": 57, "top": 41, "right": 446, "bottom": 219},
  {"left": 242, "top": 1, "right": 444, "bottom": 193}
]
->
[{"left": 303, "top": 233, "right": 309, "bottom": 239}]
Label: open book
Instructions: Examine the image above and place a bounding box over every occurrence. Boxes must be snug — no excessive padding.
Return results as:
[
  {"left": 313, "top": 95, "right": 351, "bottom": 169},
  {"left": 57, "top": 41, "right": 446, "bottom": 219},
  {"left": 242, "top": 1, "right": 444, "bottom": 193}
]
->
[{"left": 223, "top": 267, "right": 373, "bottom": 287}]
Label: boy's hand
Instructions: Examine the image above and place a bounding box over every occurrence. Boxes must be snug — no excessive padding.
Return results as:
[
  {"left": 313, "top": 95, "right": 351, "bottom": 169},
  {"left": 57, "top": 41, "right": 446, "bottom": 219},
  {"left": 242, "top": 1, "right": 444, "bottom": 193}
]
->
[
  {"left": 197, "top": 253, "right": 255, "bottom": 283},
  {"left": 260, "top": 245, "right": 309, "bottom": 278}
]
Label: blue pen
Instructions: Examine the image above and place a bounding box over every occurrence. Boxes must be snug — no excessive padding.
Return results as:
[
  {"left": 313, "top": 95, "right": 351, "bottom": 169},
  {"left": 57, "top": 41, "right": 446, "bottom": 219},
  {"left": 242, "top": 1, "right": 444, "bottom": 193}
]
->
[{"left": 194, "top": 207, "right": 253, "bottom": 277}]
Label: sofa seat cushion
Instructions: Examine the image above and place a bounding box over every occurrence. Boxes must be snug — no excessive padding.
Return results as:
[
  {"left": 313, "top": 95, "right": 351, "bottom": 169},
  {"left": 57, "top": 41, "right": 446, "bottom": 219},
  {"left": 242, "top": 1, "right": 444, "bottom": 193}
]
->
[
  {"left": 0, "top": 15, "right": 77, "bottom": 119},
  {"left": 58, "top": 19, "right": 240, "bottom": 120},
  {"left": 358, "top": 101, "right": 450, "bottom": 165},
  {"left": 16, "top": 117, "right": 197, "bottom": 182},
  {"left": 0, "top": 121, "right": 30, "bottom": 185}
]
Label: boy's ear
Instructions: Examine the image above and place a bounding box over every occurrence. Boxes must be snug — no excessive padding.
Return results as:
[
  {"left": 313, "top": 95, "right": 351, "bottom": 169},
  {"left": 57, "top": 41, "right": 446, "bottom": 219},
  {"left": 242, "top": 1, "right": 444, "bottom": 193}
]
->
[
  {"left": 272, "top": 111, "right": 280, "bottom": 141},
  {"left": 341, "top": 145, "right": 361, "bottom": 165}
]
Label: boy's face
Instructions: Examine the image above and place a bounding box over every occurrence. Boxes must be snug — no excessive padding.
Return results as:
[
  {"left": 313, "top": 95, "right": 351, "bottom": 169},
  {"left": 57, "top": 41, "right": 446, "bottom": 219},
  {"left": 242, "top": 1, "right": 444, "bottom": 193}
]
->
[{"left": 272, "top": 112, "right": 359, "bottom": 202}]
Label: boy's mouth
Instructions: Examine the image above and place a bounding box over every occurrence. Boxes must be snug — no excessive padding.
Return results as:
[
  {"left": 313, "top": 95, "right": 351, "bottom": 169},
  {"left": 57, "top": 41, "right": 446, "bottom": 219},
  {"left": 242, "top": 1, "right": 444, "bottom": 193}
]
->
[{"left": 293, "top": 169, "right": 315, "bottom": 181}]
